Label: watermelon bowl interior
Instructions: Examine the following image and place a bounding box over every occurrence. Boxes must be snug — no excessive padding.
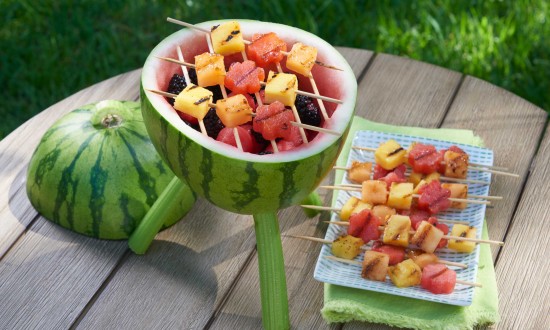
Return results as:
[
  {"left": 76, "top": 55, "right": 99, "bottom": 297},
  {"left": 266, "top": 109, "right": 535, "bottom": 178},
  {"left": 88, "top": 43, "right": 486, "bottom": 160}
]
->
[{"left": 137, "top": 19, "right": 356, "bottom": 329}]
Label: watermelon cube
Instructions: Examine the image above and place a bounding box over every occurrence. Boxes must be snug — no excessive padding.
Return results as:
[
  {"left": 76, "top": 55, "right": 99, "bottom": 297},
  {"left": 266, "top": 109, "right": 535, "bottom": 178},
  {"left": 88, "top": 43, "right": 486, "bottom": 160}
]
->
[
  {"left": 252, "top": 101, "right": 294, "bottom": 141},
  {"left": 246, "top": 32, "right": 287, "bottom": 67},
  {"left": 174, "top": 85, "right": 213, "bottom": 121},
  {"left": 265, "top": 71, "right": 298, "bottom": 107},
  {"left": 286, "top": 42, "right": 318, "bottom": 76},
  {"left": 215, "top": 94, "right": 253, "bottom": 128},
  {"left": 225, "top": 60, "right": 265, "bottom": 94},
  {"left": 210, "top": 21, "right": 245, "bottom": 55},
  {"left": 194, "top": 52, "right": 226, "bottom": 87}
]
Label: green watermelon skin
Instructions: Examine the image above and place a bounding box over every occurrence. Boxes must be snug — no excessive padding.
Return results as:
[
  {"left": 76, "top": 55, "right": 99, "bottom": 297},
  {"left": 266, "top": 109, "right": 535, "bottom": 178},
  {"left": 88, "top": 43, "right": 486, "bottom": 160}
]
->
[
  {"left": 26, "top": 100, "right": 195, "bottom": 239},
  {"left": 140, "top": 20, "right": 357, "bottom": 215}
]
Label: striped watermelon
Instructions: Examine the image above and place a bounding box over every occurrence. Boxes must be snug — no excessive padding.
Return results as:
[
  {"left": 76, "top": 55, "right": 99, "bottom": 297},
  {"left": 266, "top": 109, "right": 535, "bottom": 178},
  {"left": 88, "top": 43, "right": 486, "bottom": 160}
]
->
[
  {"left": 26, "top": 100, "right": 195, "bottom": 239},
  {"left": 140, "top": 20, "right": 357, "bottom": 214}
]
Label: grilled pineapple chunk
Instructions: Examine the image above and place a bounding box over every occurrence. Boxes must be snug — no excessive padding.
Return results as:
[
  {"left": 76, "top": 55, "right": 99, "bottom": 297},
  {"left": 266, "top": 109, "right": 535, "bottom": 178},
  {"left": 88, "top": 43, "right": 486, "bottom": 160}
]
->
[
  {"left": 410, "top": 221, "right": 444, "bottom": 253},
  {"left": 387, "top": 182, "right": 414, "bottom": 209},
  {"left": 362, "top": 251, "right": 389, "bottom": 282},
  {"left": 448, "top": 224, "right": 476, "bottom": 253},
  {"left": 348, "top": 161, "right": 373, "bottom": 183},
  {"left": 413, "top": 180, "right": 428, "bottom": 194},
  {"left": 371, "top": 205, "right": 396, "bottom": 223},
  {"left": 210, "top": 21, "right": 245, "bottom": 55},
  {"left": 424, "top": 172, "right": 441, "bottom": 183},
  {"left": 195, "top": 53, "right": 226, "bottom": 87},
  {"left": 174, "top": 85, "right": 213, "bottom": 120},
  {"left": 444, "top": 150, "right": 469, "bottom": 178},
  {"left": 374, "top": 139, "right": 406, "bottom": 170},
  {"left": 388, "top": 259, "right": 422, "bottom": 288},
  {"left": 362, "top": 180, "right": 388, "bottom": 205},
  {"left": 441, "top": 183, "right": 468, "bottom": 209},
  {"left": 340, "top": 197, "right": 372, "bottom": 221},
  {"left": 265, "top": 71, "right": 298, "bottom": 106},
  {"left": 383, "top": 215, "right": 411, "bottom": 248},
  {"left": 286, "top": 42, "right": 317, "bottom": 76},
  {"left": 408, "top": 172, "right": 423, "bottom": 187},
  {"left": 215, "top": 94, "right": 253, "bottom": 127},
  {"left": 331, "top": 235, "right": 364, "bottom": 260}
]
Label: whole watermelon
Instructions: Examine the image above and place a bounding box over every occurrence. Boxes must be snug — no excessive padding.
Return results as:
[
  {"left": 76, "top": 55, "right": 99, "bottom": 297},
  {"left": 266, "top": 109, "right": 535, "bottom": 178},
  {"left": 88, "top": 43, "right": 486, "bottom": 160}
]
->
[{"left": 26, "top": 100, "right": 195, "bottom": 239}]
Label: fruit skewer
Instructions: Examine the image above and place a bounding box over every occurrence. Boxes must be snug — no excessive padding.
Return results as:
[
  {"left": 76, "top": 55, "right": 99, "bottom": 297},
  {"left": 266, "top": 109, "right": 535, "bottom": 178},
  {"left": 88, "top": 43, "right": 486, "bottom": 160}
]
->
[{"left": 291, "top": 235, "right": 468, "bottom": 268}]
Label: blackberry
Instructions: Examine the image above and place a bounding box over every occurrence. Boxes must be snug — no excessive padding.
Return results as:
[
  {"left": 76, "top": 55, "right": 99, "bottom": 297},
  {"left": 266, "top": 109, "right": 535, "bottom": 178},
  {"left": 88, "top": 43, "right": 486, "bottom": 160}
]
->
[
  {"left": 203, "top": 108, "right": 225, "bottom": 139},
  {"left": 258, "top": 150, "right": 273, "bottom": 155},
  {"left": 295, "top": 94, "right": 313, "bottom": 110},
  {"left": 166, "top": 74, "right": 187, "bottom": 105},
  {"left": 298, "top": 101, "right": 322, "bottom": 127},
  {"left": 251, "top": 129, "right": 270, "bottom": 147},
  {"left": 206, "top": 86, "right": 224, "bottom": 102}
]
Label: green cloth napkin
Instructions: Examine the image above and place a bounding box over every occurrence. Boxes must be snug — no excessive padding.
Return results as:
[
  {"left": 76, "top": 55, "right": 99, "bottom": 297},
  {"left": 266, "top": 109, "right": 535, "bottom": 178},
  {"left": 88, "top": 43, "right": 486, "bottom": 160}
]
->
[{"left": 321, "top": 117, "right": 500, "bottom": 330}]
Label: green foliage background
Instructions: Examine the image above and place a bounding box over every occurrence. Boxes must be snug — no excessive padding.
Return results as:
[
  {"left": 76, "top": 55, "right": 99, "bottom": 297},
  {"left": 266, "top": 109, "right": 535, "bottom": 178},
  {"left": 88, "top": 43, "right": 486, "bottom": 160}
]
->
[{"left": 1, "top": 0, "right": 548, "bottom": 139}]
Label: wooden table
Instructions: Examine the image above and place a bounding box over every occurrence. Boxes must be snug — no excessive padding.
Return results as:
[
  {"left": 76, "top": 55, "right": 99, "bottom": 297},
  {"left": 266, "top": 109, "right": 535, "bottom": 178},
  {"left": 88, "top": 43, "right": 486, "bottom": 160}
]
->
[{"left": 1, "top": 48, "right": 548, "bottom": 329}]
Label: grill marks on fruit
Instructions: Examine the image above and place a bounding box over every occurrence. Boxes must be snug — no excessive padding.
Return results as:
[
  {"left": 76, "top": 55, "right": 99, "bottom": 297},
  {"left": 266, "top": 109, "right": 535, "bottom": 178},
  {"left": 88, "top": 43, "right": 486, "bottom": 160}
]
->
[
  {"left": 279, "top": 163, "right": 300, "bottom": 208},
  {"left": 120, "top": 133, "right": 158, "bottom": 206},
  {"left": 199, "top": 149, "right": 214, "bottom": 200},
  {"left": 53, "top": 132, "right": 97, "bottom": 228},
  {"left": 88, "top": 138, "right": 107, "bottom": 238},
  {"left": 388, "top": 147, "right": 404, "bottom": 157},
  {"left": 231, "top": 163, "right": 261, "bottom": 210}
]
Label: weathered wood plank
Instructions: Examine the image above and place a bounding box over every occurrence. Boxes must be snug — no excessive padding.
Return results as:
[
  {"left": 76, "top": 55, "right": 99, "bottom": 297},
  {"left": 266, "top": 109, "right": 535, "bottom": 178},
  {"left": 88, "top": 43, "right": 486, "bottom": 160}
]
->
[
  {"left": 0, "top": 70, "right": 142, "bottom": 256},
  {"left": 357, "top": 53, "right": 462, "bottom": 127},
  {"left": 495, "top": 122, "right": 550, "bottom": 329},
  {"left": 440, "top": 76, "right": 547, "bottom": 260}
]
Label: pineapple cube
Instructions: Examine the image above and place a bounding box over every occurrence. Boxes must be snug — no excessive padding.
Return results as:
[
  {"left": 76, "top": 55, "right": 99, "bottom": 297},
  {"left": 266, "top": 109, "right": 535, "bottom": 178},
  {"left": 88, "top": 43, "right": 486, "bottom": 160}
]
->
[
  {"left": 443, "top": 150, "right": 469, "bottom": 179},
  {"left": 448, "top": 224, "right": 477, "bottom": 253},
  {"left": 173, "top": 84, "right": 213, "bottom": 120},
  {"left": 361, "top": 180, "right": 388, "bottom": 205},
  {"left": 410, "top": 221, "right": 444, "bottom": 253},
  {"left": 215, "top": 94, "right": 253, "bottom": 128},
  {"left": 408, "top": 172, "right": 423, "bottom": 187},
  {"left": 387, "top": 259, "right": 422, "bottom": 288},
  {"left": 371, "top": 205, "right": 396, "bottom": 223},
  {"left": 210, "top": 21, "right": 245, "bottom": 55},
  {"left": 374, "top": 139, "right": 406, "bottom": 170},
  {"left": 424, "top": 172, "right": 441, "bottom": 183},
  {"left": 331, "top": 235, "right": 364, "bottom": 260},
  {"left": 362, "top": 251, "right": 389, "bottom": 282},
  {"left": 340, "top": 197, "right": 360, "bottom": 221},
  {"left": 286, "top": 42, "right": 318, "bottom": 76},
  {"left": 348, "top": 161, "right": 373, "bottom": 183},
  {"left": 387, "top": 182, "right": 414, "bottom": 210},
  {"left": 441, "top": 183, "right": 468, "bottom": 209},
  {"left": 413, "top": 180, "right": 428, "bottom": 194},
  {"left": 265, "top": 71, "right": 298, "bottom": 106},
  {"left": 383, "top": 215, "right": 411, "bottom": 248},
  {"left": 195, "top": 52, "right": 226, "bottom": 87}
]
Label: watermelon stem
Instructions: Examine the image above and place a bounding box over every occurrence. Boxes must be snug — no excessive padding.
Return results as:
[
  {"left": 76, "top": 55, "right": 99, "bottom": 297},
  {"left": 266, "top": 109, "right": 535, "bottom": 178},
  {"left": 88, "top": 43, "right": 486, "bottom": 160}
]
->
[
  {"left": 253, "top": 212, "right": 289, "bottom": 330},
  {"left": 128, "top": 176, "right": 195, "bottom": 254},
  {"left": 300, "top": 192, "right": 323, "bottom": 218}
]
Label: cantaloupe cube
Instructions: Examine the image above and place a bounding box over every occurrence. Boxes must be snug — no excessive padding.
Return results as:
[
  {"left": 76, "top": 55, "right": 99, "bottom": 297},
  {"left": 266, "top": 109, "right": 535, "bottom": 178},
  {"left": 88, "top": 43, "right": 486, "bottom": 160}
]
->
[
  {"left": 410, "top": 221, "right": 444, "bottom": 253},
  {"left": 348, "top": 161, "right": 372, "bottom": 183},
  {"left": 265, "top": 71, "right": 298, "bottom": 106},
  {"left": 406, "top": 250, "right": 439, "bottom": 269},
  {"left": 286, "top": 42, "right": 317, "bottom": 76},
  {"left": 441, "top": 183, "right": 468, "bottom": 209},
  {"left": 383, "top": 215, "right": 411, "bottom": 248},
  {"left": 448, "top": 224, "right": 476, "bottom": 253},
  {"left": 362, "top": 251, "right": 389, "bottom": 282},
  {"left": 371, "top": 205, "right": 396, "bottom": 224},
  {"left": 408, "top": 172, "right": 423, "bottom": 187},
  {"left": 331, "top": 235, "right": 364, "bottom": 260},
  {"left": 388, "top": 259, "right": 422, "bottom": 288},
  {"left": 444, "top": 150, "right": 469, "bottom": 178},
  {"left": 215, "top": 94, "right": 253, "bottom": 128},
  {"left": 361, "top": 180, "right": 388, "bottom": 205},
  {"left": 174, "top": 85, "right": 213, "bottom": 120},
  {"left": 210, "top": 21, "right": 245, "bottom": 55},
  {"left": 340, "top": 196, "right": 372, "bottom": 221},
  {"left": 374, "top": 139, "right": 406, "bottom": 170},
  {"left": 195, "top": 52, "right": 226, "bottom": 87},
  {"left": 387, "top": 182, "right": 414, "bottom": 210}
]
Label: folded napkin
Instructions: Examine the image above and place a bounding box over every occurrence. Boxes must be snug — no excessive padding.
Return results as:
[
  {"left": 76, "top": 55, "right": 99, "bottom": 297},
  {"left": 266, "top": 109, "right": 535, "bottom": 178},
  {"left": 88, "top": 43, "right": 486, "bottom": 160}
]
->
[{"left": 321, "top": 117, "right": 499, "bottom": 329}]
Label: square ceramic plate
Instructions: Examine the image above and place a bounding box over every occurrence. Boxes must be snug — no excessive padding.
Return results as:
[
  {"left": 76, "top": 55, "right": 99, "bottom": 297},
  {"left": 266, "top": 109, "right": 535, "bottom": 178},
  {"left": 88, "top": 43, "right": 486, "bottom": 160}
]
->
[{"left": 313, "top": 130, "right": 493, "bottom": 306}]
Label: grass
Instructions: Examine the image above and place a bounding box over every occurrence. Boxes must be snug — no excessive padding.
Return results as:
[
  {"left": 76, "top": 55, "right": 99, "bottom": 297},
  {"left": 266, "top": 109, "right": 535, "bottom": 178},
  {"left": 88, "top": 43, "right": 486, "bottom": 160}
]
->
[{"left": 1, "top": 0, "right": 548, "bottom": 139}]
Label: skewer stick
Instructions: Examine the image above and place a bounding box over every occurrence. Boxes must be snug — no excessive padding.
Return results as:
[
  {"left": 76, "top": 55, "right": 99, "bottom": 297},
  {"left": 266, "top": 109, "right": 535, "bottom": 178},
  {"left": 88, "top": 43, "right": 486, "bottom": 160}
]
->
[
  {"left": 352, "top": 146, "right": 514, "bottom": 174},
  {"left": 167, "top": 17, "right": 343, "bottom": 71},
  {"left": 276, "top": 62, "right": 308, "bottom": 144},
  {"left": 326, "top": 221, "right": 504, "bottom": 246},
  {"left": 324, "top": 256, "right": 480, "bottom": 287},
  {"left": 308, "top": 73, "right": 329, "bottom": 120},
  {"left": 318, "top": 185, "right": 492, "bottom": 205},
  {"left": 158, "top": 56, "right": 343, "bottom": 104}
]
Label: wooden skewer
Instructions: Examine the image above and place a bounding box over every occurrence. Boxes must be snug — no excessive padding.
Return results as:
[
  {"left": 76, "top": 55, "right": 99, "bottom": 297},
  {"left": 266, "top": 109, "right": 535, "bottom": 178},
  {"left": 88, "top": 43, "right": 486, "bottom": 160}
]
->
[
  {"left": 352, "top": 146, "right": 515, "bottom": 175},
  {"left": 157, "top": 56, "right": 343, "bottom": 105},
  {"left": 318, "top": 185, "right": 492, "bottom": 205},
  {"left": 326, "top": 221, "right": 504, "bottom": 246},
  {"left": 166, "top": 17, "right": 343, "bottom": 71},
  {"left": 324, "top": 256, "right": 481, "bottom": 287},
  {"left": 308, "top": 73, "right": 329, "bottom": 120},
  {"left": 300, "top": 205, "right": 469, "bottom": 225}
]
